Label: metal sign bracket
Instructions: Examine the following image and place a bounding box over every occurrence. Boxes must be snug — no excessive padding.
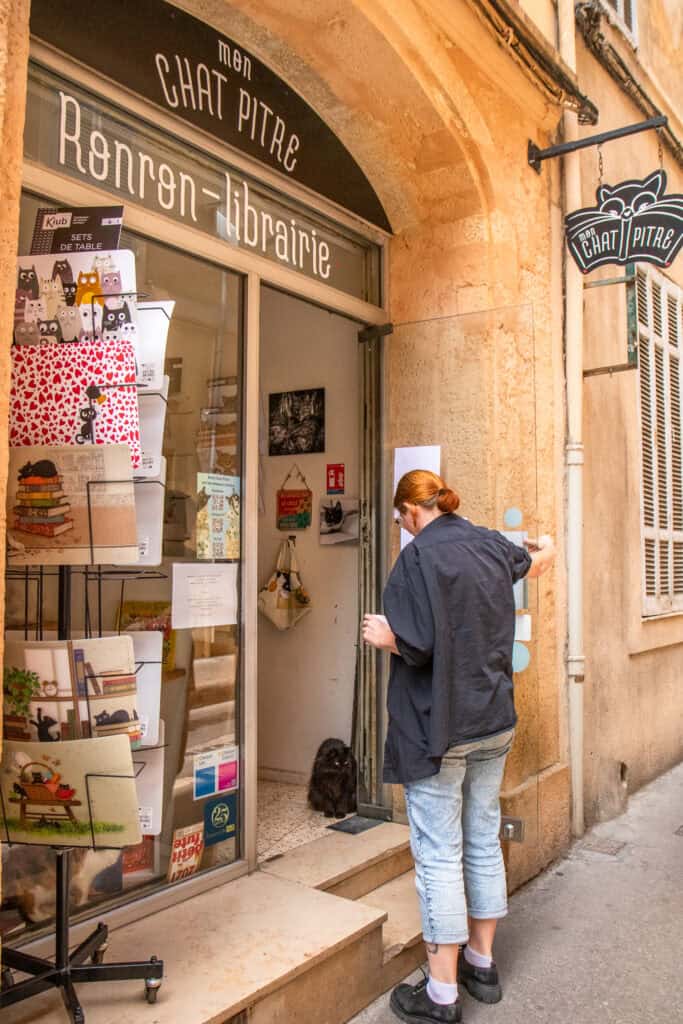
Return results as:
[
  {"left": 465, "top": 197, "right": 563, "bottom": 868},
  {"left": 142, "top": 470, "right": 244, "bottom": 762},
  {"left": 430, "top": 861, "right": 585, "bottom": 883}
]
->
[{"left": 528, "top": 116, "right": 667, "bottom": 173}]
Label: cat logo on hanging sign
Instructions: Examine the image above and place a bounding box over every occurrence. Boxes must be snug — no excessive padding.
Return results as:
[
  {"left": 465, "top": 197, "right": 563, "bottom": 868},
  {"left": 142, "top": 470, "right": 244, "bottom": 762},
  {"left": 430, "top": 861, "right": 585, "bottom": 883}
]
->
[{"left": 565, "top": 170, "right": 683, "bottom": 273}]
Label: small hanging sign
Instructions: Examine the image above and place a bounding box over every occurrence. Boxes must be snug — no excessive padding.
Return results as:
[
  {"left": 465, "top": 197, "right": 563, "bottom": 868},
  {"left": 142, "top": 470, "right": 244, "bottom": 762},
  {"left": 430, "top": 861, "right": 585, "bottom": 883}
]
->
[
  {"left": 326, "top": 463, "right": 345, "bottom": 494},
  {"left": 565, "top": 170, "right": 683, "bottom": 273},
  {"left": 277, "top": 465, "right": 312, "bottom": 531}
]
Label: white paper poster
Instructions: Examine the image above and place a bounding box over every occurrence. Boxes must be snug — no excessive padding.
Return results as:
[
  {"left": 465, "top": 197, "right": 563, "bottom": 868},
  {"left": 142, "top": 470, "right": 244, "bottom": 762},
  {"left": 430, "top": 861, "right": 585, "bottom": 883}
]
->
[
  {"left": 137, "top": 300, "right": 175, "bottom": 392},
  {"left": 171, "top": 562, "right": 239, "bottom": 629},
  {"left": 133, "top": 721, "right": 165, "bottom": 835},
  {"left": 393, "top": 445, "right": 441, "bottom": 549},
  {"left": 128, "top": 630, "right": 163, "bottom": 747},
  {"left": 132, "top": 457, "right": 166, "bottom": 567},
  {"left": 135, "top": 377, "right": 169, "bottom": 479}
]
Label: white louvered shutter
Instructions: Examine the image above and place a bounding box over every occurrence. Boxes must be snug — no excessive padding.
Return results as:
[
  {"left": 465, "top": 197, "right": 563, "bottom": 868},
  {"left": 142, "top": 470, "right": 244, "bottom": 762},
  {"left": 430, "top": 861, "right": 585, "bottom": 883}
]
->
[{"left": 637, "top": 268, "right": 683, "bottom": 615}]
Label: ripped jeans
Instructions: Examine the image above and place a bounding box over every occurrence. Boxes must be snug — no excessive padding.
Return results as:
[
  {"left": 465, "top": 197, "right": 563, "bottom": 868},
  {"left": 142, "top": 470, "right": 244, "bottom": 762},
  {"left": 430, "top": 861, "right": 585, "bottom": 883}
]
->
[{"left": 403, "top": 729, "right": 514, "bottom": 945}]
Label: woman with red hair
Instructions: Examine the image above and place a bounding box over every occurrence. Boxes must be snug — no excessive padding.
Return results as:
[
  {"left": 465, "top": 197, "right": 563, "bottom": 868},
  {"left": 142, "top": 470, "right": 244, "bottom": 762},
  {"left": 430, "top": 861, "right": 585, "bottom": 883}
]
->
[{"left": 363, "top": 470, "right": 554, "bottom": 1024}]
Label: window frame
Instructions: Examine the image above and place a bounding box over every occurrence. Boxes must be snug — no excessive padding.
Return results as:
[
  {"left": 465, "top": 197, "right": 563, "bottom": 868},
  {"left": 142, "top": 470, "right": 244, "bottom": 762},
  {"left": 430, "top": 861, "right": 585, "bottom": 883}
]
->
[
  {"left": 600, "top": 0, "right": 639, "bottom": 48},
  {"left": 637, "top": 266, "right": 683, "bottom": 618}
]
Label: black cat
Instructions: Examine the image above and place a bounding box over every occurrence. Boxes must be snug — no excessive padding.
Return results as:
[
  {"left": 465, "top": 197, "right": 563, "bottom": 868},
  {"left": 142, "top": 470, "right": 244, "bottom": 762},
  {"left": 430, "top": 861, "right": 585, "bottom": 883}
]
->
[
  {"left": 30, "top": 707, "right": 59, "bottom": 742},
  {"left": 62, "top": 281, "right": 78, "bottom": 306},
  {"left": 102, "top": 300, "right": 133, "bottom": 334},
  {"left": 38, "top": 319, "right": 63, "bottom": 343},
  {"left": 17, "top": 265, "right": 39, "bottom": 300},
  {"left": 52, "top": 258, "right": 73, "bottom": 283},
  {"left": 19, "top": 460, "right": 58, "bottom": 480},
  {"left": 76, "top": 407, "right": 98, "bottom": 444},
  {"left": 323, "top": 501, "right": 344, "bottom": 529},
  {"left": 308, "top": 738, "right": 357, "bottom": 818}
]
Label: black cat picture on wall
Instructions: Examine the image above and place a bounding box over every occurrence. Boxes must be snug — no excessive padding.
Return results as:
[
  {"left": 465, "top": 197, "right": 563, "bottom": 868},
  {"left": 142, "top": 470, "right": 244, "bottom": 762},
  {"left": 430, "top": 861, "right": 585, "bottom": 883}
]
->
[
  {"left": 268, "top": 388, "right": 325, "bottom": 456},
  {"left": 319, "top": 498, "right": 360, "bottom": 545}
]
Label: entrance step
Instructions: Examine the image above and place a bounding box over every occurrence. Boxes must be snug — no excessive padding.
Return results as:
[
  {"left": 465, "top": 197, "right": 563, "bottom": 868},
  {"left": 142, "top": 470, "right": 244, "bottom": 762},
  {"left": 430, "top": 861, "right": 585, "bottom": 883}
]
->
[
  {"left": 0, "top": 872, "right": 387, "bottom": 1024},
  {"left": 260, "top": 820, "right": 413, "bottom": 899},
  {"left": 358, "top": 869, "right": 426, "bottom": 992}
]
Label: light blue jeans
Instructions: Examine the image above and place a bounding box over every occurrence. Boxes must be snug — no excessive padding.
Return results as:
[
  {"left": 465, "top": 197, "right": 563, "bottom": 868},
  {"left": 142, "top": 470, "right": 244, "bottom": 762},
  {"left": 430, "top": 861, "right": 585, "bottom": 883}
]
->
[{"left": 404, "top": 729, "right": 514, "bottom": 945}]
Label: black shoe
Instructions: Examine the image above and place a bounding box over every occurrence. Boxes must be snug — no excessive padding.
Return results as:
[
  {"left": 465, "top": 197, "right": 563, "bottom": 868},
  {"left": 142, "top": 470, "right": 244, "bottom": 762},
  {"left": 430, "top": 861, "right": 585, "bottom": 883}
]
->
[
  {"left": 390, "top": 976, "right": 462, "bottom": 1023},
  {"left": 457, "top": 950, "right": 502, "bottom": 1004}
]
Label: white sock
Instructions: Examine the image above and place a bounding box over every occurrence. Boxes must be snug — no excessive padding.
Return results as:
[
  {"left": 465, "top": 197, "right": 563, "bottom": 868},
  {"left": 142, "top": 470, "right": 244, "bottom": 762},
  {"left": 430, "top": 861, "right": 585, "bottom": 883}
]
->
[
  {"left": 427, "top": 977, "right": 458, "bottom": 1005},
  {"left": 464, "top": 944, "right": 493, "bottom": 969}
]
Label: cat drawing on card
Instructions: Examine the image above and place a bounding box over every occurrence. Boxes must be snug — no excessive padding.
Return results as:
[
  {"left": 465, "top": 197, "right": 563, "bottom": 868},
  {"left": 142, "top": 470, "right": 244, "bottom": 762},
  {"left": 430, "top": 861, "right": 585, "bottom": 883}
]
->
[
  {"left": 24, "top": 297, "right": 47, "bottom": 324},
  {"left": 40, "top": 277, "right": 64, "bottom": 318},
  {"left": 101, "top": 269, "right": 123, "bottom": 305},
  {"left": 17, "top": 265, "right": 39, "bottom": 301},
  {"left": 78, "top": 303, "right": 102, "bottom": 342},
  {"left": 56, "top": 305, "right": 80, "bottom": 343},
  {"left": 14, "top": 320, "right": 41, "bottom": 345},
  {"left": 38, "top": 319, "right": 63, "bottom": 344},
  {"left": 92, "top": 254, "right": 115, "bottom": 276},
  {"left": 62, "top": 281, "right": 78, "bottom": 306},
  {"left": 102, "top": 301, "right": 133, "bottom": 341},
  {"left": 52, "top": 258, "right": 73, "bottom": 283},
  {"left": 75, "top": 270, "right": 102, "bottom": 306}
]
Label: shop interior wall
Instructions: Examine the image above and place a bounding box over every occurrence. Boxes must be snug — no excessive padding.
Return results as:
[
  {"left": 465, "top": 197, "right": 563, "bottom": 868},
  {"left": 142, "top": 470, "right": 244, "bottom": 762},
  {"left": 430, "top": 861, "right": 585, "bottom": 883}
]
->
[
  {"left": 578, "top": 41, "right": 683, "bottom": 824},
  {"left": 257, "top": 287, "right": 360, "bottom": 784}
]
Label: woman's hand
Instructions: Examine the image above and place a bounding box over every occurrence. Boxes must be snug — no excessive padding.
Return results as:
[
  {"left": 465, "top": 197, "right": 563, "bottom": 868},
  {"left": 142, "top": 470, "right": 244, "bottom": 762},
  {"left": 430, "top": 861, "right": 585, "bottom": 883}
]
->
[{"left": 362, "top": 614, "right": 399, "bottom": 654}]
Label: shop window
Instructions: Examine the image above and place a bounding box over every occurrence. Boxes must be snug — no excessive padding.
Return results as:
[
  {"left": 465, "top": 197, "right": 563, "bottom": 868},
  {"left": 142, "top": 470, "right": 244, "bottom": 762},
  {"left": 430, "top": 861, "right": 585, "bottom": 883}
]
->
[
  {"left": 2, "top": 192, "right": 243, "bottom": 941},
  {"left": 602, "top": 0, "right": 638, "bottom": 43},
  {"left": 636, "top": 266, "right": 683, "bottom": 616}
]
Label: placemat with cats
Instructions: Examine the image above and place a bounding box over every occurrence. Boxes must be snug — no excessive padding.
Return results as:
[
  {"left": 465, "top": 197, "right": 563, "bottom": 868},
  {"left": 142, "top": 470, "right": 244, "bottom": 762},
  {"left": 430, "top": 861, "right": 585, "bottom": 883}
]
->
[{"left": 9, "top": 339, "right": 141, "bottom": 466}]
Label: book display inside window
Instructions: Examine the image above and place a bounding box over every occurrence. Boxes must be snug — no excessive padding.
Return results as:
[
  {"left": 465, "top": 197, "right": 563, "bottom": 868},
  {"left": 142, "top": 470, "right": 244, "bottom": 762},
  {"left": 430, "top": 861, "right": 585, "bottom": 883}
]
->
[{"left": 1, "top": 196, "right": 242, "bottom": 941}]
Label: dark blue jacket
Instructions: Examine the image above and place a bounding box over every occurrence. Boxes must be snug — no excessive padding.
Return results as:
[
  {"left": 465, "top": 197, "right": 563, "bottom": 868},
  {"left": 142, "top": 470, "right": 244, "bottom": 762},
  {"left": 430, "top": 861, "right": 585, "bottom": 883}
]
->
[{"left": 382, "top": 514, "right": 531, "bottom": 784}]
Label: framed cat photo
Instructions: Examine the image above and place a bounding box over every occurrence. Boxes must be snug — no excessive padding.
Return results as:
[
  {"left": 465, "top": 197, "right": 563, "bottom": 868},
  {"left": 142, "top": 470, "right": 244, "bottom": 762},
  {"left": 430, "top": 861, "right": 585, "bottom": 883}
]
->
[
  {"left": 319, "top": 498, "right": 360, "bottom": 545},
  {"left": 268, "top": 388, "right": 325, "bottom": 456}
]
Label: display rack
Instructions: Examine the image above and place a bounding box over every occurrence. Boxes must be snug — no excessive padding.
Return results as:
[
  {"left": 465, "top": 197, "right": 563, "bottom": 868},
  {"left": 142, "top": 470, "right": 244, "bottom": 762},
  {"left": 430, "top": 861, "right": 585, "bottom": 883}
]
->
[{"left": 0, "top": 566, "right": 165, "bottom": 1022}]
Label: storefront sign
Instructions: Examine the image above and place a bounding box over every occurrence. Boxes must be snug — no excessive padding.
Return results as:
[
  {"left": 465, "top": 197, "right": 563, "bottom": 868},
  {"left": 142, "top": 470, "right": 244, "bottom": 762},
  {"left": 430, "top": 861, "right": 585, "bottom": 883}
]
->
[
  {"left": 30, "top": 0, "right": 390, "bottom": 232},
  {"left": 25, "top": 67, "right": 380, "bottom": 303},
  {"left": 565, "top": 170, "right": 683, "bottom": 273}
]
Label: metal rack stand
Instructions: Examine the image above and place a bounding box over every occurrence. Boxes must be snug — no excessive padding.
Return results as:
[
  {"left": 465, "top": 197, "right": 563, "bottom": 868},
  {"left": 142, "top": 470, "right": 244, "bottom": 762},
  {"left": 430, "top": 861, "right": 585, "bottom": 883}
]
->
[{"left": 0, "top": 565, "right": 164, "bottom": 1022}]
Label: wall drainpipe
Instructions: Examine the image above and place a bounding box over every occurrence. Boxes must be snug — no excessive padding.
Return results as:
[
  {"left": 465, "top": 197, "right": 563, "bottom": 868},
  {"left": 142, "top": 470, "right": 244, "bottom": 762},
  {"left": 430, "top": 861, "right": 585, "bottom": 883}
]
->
[{"left": 559, "top": 0, "right": 586, "bottom": 837}]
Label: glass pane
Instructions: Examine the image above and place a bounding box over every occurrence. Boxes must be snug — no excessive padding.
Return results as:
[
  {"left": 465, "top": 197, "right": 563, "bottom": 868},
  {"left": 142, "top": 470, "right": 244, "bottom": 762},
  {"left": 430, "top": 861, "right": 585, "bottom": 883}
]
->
[{"left": 2, "top": 192, "right": 244, "bottom": 942}]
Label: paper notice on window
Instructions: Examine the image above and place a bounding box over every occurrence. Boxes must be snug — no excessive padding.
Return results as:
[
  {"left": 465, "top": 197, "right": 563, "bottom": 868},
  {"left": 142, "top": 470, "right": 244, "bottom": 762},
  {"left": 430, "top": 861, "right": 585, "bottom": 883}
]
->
[
  {"left": 171, "top": 562, "right": 238, "bottom": 629},
  {"left": 393, "top": 445, "right": 441, "bottom": 549}
]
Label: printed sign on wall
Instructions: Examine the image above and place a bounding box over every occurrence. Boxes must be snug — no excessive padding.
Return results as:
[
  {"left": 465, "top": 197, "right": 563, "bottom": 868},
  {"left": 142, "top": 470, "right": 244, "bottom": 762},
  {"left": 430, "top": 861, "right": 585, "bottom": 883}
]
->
[
  {"left": 565, "top": 170, "right": 683, "bottom": 273},
  {"left": 326, "top": 464, "right": 345, "bottom": 494}
]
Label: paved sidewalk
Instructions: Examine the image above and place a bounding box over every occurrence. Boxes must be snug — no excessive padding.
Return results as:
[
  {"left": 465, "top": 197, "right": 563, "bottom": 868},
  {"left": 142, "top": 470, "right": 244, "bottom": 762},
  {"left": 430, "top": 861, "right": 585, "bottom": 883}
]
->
[{"left": 350, "top": 762, "right": 683, "bottom": 1024}]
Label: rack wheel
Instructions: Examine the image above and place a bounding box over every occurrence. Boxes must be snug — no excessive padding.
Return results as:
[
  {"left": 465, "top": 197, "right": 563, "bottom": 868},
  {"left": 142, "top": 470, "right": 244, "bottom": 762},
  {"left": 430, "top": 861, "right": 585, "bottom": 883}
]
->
[
  {"left": 145, "top": 983, "right": 160, "bottom": 1005},
  {"left": 1, "top": 968, "right": 14, "bottom": 989},
  {"left": 91, "top": 942, "right": 108, "bottom": 965}
]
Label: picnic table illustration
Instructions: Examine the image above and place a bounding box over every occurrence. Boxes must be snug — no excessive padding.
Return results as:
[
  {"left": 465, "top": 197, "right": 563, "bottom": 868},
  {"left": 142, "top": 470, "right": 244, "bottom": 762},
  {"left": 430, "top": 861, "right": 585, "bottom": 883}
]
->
[{"left": 9, "top": 762, "right": 82, "bottom": 828}]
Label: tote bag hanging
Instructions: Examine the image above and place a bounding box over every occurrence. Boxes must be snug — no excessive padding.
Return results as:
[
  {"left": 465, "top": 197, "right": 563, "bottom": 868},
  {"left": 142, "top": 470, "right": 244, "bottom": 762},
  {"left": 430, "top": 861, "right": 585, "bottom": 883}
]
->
[{"left": 258, "top": 538, "right": 312, "bottom": 630}]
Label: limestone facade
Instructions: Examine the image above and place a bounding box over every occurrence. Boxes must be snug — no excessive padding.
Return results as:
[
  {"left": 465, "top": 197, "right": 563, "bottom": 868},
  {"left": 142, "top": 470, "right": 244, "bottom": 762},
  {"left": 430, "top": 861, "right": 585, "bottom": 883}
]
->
[{"left": 0, "top": 0, "right": 679, "bottom": 908}]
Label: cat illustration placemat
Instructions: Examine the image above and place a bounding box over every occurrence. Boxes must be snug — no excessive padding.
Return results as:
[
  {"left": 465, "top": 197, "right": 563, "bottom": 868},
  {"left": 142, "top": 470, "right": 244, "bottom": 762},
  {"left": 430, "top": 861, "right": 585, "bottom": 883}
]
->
[
  {"left": 14, "top": 249, "right": 138, "bottom": 348},
  {"left": 6, "top": 444, "right": 137, "bottom": 566},
  {"left": 10, "top": 338, "right": 141, "bottom": 466}
]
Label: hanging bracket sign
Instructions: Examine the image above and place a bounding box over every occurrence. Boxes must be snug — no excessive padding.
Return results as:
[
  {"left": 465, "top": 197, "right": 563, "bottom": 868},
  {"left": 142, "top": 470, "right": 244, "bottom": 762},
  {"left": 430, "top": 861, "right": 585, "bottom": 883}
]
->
[{"left": 565, "top": 170, "right": 683, "bottom": 273}]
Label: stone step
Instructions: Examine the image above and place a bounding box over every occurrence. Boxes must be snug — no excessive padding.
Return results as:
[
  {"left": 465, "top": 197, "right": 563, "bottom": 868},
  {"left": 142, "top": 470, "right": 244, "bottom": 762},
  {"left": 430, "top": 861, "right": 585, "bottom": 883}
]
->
[
  {"left": 0, "top": 872, "right": 387, "bottom": 1024},
  {"left": 358, "top": 869, "right": 422, "bottom": 964},
  {"left": 261, "top": 820, "right": 413, "bottom": 899}
]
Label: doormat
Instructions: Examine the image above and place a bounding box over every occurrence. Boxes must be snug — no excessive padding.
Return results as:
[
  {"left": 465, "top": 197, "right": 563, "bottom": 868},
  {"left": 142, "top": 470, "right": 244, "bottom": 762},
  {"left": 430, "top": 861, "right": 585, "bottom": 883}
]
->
[{"left": 327, "top": 815, "right": 384, "bottom": 835}]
